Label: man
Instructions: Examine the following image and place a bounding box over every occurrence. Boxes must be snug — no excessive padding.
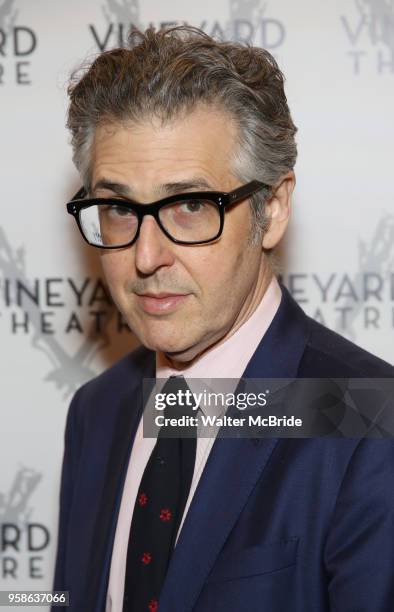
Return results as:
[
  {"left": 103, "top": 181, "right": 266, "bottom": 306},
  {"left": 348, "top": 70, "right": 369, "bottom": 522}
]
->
[{"left": 53, "top": 26, "right": 394, "bottom": 612}]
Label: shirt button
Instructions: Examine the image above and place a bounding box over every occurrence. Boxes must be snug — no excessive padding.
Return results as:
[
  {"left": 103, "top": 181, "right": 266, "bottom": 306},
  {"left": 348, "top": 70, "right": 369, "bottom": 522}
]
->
[{"left": 157, "top": 455, "right": 166, "bottom": 466}]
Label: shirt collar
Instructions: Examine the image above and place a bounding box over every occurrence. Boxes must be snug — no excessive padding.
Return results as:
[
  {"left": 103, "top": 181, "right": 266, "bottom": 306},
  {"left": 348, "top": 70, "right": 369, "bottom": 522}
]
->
[{"left": 156, "top": 276, "right": 282, "bottom": 417}]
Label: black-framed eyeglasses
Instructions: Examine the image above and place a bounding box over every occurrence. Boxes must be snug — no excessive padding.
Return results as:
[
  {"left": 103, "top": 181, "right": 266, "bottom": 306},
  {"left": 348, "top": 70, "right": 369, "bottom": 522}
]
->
[{"left": 66, "top": 180, "right": 269, "bottom": 248}]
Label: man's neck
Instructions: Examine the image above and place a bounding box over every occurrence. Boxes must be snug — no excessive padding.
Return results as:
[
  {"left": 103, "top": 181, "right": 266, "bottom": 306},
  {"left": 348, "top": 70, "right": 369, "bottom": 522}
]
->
[
  {"left": 165, "top": 266, "right": 273, "bottom": 370},
  {"left": 156, "top": 277, "right": 282, "bottom": 378}
]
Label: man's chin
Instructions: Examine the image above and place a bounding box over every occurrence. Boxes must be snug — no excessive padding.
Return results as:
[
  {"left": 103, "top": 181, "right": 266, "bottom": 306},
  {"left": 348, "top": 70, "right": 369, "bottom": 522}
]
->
[{"left": 140, "top": 334, "right": 201, "bottom": 364}]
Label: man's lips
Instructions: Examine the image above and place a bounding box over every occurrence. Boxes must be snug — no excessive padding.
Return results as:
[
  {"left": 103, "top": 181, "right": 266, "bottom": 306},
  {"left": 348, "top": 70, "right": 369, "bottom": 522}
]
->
[
  {"left": 138, "top": 292, "right": 184, "bottom": 298},
  {"left": 135, "top": 292, "right": 191, "bottom": 314}
]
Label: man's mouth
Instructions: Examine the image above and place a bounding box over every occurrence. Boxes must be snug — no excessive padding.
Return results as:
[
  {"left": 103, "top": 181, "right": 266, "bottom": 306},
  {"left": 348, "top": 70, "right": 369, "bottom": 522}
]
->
[{"left": 135, "top": 292, "right": 191, "bottom": 314}]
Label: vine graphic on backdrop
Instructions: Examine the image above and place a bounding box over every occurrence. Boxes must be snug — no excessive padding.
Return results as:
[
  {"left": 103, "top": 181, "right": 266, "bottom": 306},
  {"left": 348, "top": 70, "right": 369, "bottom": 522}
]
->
[
  {"left": 0, "top": 226, "right": 118, "bottom": 398},
  {"left": 334, "top": 214, "right": 394, "bottom": 339},
  {"left": 0, "top": 468, "right": 52, "bottom": 581},
  {"left": 356, "top": 0, "right": 394, "bottom": 52},
  {"left": 0, "top": 0, "right": 18, "bottom": 33}
]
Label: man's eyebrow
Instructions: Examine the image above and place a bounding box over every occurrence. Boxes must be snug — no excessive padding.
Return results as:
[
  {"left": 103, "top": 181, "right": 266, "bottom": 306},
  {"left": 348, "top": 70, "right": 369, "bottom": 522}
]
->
[
  {"left": 161, "top": 179, "right": 214, "bottom": 194},
  {"left": 91, "top": 179, "right": 133, "bottom": 197},
  {"left": 92, "top": 177, "right": 215, "bottom": 198}
]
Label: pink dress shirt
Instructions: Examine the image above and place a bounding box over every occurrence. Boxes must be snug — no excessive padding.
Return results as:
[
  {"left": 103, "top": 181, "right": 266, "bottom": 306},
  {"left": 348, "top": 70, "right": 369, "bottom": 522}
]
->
[{"left": 105, "top": 276, "right": 282, "bottom": 612}]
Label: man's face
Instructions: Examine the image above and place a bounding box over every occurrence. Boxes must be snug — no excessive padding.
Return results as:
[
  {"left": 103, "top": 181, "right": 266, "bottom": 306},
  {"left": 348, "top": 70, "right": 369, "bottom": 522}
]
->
[{"left": 90, "top": 105, "right": 271, "bottom": 363}]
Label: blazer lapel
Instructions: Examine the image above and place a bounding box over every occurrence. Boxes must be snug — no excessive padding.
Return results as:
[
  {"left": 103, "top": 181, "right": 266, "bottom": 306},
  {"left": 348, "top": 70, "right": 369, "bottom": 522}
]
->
[
  {"left": 159, "top": 436, "right": 279, "bottom": 612},
  {"left": 159, "top": 285, "right": 311, "bottom": 612}
]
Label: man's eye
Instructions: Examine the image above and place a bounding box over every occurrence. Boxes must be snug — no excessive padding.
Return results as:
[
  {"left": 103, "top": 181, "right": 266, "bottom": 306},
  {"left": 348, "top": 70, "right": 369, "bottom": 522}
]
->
[
  {"left": 104, "top": 204, "right": 133, "bottom": 217},
  {"left": 180, "top": 200, "right": 206, "bottom": 213}
]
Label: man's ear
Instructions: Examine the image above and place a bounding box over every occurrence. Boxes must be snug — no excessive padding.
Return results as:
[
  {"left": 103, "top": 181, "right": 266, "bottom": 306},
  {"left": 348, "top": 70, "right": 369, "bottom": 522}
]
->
[{"left": 262, "top": 171, "right": 295, "bottom": 249}]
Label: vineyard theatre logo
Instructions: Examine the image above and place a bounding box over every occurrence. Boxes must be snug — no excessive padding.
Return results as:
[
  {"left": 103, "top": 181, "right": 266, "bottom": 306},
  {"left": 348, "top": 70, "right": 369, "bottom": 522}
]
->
[
  {"left": 0, "top": 226, "right": 131, "bottom": 397},
  {"left": 224, "top": 0, "right": 285, "bottom": 49},
  {"left": 282, "top": 214, "right": 394, "bottom": 342},
  {"left": 0, "top": 0, "right": 38, "bottom": 85},
  {"left": 341, "top": 0, "right": 394, "bottom": 74},
  {"left": 0, "top": 467, "right": 50, "bottom": 581},
  {"left": 89, "top": 0, "right": 286, "bottom": 52}
]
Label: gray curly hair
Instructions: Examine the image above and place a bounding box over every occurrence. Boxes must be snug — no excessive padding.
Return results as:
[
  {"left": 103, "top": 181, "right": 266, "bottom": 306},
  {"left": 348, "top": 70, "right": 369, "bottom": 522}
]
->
[{"left": 67, "top": 25, "right": 297, "bottom": 243}]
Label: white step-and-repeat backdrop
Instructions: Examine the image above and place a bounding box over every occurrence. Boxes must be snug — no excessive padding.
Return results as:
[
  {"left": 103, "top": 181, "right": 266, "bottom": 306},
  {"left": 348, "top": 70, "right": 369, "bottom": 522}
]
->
[{"left": 1, "top": 0, "right": 393, "bottom": 603}]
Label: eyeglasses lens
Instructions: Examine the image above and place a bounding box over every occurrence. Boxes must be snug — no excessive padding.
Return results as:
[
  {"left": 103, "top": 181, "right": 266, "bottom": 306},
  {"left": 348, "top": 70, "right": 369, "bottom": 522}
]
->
[{"left": 79, "top": 199, "right": 221, "bottom": 246}]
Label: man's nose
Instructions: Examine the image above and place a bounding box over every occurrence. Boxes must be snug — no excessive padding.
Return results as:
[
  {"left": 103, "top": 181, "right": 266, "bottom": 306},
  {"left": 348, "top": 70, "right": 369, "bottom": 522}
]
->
[{"left": 134, "top": 215, "right": 176, "bottom": 275}]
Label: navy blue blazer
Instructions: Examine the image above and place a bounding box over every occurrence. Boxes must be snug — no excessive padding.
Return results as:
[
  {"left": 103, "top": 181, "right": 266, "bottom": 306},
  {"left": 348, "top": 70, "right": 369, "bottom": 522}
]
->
[{"left": 53, "top": 285, "right": 394, "bottom": 611}]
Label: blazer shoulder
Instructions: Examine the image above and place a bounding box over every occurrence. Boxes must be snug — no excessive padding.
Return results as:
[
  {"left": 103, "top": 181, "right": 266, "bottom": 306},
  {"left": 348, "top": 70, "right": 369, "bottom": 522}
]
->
[
  {"left": 299, "top": 317, "right": 394, "bottom": 377},
  {"left": 69, "top": 345, "right": 154, "bottom": 421}
]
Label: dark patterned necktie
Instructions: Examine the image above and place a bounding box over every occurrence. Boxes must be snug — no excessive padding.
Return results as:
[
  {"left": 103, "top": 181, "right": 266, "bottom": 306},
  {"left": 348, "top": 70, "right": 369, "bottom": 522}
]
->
[{"left": 122, "top": 376, "right": 197, "bottom": 612}]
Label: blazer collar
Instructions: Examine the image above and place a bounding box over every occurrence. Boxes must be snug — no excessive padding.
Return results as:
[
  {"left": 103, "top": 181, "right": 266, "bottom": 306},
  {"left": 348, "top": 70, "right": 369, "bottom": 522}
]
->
[{"left": 243, "top": 283, "right": 310, "bottom": 379}]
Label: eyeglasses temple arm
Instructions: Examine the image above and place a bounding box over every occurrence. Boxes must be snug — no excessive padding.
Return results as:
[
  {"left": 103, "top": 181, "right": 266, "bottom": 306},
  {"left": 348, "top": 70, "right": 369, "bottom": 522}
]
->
[
  {"left": 71, "top": 187, "right": 87, "bottom": 201},
  {"left": 229, "top": 180, "right": 269, "bottom": 204}
]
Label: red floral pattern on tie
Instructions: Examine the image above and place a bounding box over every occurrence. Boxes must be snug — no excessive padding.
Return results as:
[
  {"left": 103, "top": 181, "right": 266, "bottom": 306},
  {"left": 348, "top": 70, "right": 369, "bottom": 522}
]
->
[
  {"left": 159, "top": 508, "right": 172, "bottom": 521},
  {"left": 148, "top": 599, "right": 158, "bottom": 611},
  {"left": 138, "top": 492, "right": 148, "bottom": 506},
  {"left": 141, "top": 552, "right": 152, "bottom": 565}
]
